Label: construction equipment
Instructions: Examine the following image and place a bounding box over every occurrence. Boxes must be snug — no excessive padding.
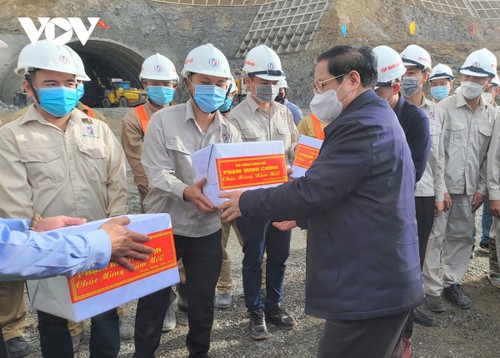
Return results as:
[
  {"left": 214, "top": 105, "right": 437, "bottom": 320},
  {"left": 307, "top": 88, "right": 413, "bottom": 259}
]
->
[{"left": 101, "top": 79, "right": 147, "bottom": 107}]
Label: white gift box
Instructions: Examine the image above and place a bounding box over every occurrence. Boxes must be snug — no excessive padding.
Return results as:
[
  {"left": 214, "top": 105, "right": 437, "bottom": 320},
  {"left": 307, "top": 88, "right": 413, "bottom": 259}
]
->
[
  {"left": 27, "top": 214, "right": 179, "bottom": 322},
  {"left": 290, "top": 135, "right": 323, "bottom": 178},
  {"left": 192, "top": 141, "right": 288, "bottom": 206}
]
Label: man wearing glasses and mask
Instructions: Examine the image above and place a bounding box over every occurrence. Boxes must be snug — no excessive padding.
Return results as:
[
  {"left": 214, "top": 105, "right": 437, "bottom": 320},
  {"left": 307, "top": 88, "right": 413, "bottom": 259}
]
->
[{"left": 219, "top": 45, "right": 422, "bottom": 357}]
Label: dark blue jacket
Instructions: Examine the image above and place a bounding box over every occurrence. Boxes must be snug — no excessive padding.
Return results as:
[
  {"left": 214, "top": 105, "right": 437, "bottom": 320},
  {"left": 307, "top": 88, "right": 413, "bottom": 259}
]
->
[
  {"left": 394, "top": 94, "right": 430, "bottom": 182},
  {"left": 240, "top": 90, "right": 423, "bottom": 320}
]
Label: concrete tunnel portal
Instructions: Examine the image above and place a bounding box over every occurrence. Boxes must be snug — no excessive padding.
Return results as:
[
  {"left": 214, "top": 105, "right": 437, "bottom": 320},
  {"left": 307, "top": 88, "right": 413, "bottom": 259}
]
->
[{"left": 68, "top": 40, "right": 145, "bottom": 108}]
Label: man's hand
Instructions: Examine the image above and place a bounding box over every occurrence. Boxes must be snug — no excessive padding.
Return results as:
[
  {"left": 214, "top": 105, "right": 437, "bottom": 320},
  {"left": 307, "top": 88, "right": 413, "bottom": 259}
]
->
[
  {"left": 35, "top": 216, "right": 87, "bottom": 232},
  {"left": 444, "top": 192, "right": 452, "bottom": 211},
  {"left": 218, "top": 191, "right": 244, "bottom": 221},
  {"left": 272, "top": 220, "right": 297, "bottom": 231},
  {"left": 183, "top": 177, "right": 216, "bottom": 213},
  {"left": 434, "top": 201, "right": 445, "bottom": 217},
  {"left": 99, "top": 216, "right": 154, "bottom": 271},
  {"left": 490, "top": 200, "right": 500, "bottom": 217},
  {"left": 471, "top": 192, "right": 486, "bottom": 213},
  {"left": 287, "top": 168, "right": 294, "bottom": 182}
]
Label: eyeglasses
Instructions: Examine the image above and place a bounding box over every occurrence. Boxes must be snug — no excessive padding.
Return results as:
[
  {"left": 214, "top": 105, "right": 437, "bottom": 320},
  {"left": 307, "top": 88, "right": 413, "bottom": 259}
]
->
[{"left": 313, "top": 73, "right": 345, "bottom": 94}]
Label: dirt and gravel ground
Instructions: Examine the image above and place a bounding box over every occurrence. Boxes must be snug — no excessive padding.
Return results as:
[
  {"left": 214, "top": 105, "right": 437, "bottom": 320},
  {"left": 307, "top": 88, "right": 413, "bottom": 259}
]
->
[{"left": 0, "top": 109, "right": 498, "bottom": 358}]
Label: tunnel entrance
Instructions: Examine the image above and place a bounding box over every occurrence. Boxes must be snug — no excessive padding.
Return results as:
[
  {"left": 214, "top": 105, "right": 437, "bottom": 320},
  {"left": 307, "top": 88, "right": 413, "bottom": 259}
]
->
[{"left": 68, "top": 40, "right": 144, "bottom": 108}]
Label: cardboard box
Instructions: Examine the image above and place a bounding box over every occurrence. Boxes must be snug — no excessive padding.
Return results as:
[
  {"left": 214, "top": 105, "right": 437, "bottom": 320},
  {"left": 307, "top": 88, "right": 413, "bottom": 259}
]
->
[
  {"left": 27, "top": 214, "right": 178, "bottom": 322},
  {"left": 290, "top": 135, "right": 323, "bottom": 178},
  {"left": 192, "top": 141, "right": 288, "bottom": 206}
]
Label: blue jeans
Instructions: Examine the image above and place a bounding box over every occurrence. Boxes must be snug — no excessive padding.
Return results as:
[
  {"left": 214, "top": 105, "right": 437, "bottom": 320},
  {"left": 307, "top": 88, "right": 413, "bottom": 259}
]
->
[
  {"left": 473, "top": 201, "right": 492, "bottom": 247},
  {"left": 236, "top": 217, "right": 291, "bottom": 311}
]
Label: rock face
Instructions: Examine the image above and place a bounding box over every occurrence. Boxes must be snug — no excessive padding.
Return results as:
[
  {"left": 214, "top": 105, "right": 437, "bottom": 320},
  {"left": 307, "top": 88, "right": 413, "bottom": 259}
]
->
[{"left": 0, "top": 0, "right": 499, "bottom": 106}]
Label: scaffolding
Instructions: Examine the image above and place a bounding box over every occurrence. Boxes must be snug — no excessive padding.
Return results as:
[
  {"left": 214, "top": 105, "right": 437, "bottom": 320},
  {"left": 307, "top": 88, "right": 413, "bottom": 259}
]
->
[
  {"left": 236, "top": 0, "right": 330, "bottom": 57},
  {"left": 407, "top": 0, "right": 500, "bottom": 20},
  {"left": 151, "top": 0, "right": 274, "bottom": 5}
]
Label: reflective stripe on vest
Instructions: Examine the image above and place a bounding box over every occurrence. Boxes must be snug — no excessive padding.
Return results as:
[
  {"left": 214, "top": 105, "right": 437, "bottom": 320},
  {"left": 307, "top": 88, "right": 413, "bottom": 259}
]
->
[
  {"left": 83, "top": 105, "right": 94, "bottom": 118},
  {"left": 311, "top": 113, "right": 325, "bottom": 140},
  {"left": 135, "top": 105, "right": 150, "bottom": 134}
]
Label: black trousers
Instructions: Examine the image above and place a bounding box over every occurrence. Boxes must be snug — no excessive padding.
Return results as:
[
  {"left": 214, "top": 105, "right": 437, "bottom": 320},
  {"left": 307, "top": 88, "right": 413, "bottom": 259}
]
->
[
  {"left": 317, "top": 311, "right": 410, "bottom": 358},
  {"left": 134, "top": 230, "right": 222, "bottom": 358},
  {"left": 403, "top": 196, "right": 435, "bottom": 339},
  {"left": 415, "top": 196, "right": 436, "bottom": 267},
  {"left": 38, "top": 309, "right": 119, "bottom": 358},
  {"left": 0, "top": 326, "right": 7, "bottom": 358}
]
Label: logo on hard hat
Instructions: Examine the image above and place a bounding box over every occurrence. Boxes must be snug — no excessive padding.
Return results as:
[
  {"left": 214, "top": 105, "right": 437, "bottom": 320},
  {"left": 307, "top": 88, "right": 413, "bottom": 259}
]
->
[
  {"left": 267, "top": 63, "right": 276, "bottom": 70},
  {"left": 208, "top": 58, "right": 219, "bottom": 68},
  {"left": 59, "top": 55, "right": 70, "bottom": 65},
  {"left": 472, "top": 62, "right": 480, "bottom": 68},
  {"left": 154, "top": 65, "right": 162, "bottom": 72}
]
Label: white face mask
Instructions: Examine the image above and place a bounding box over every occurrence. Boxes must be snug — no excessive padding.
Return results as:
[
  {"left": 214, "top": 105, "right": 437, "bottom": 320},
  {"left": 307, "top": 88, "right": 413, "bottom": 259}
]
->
[
  {"left": 309, "top": 78, "right": 351, "bottom": 124},
  {"left": 461, "top": 81, "right": 485, "bottom": 100}
]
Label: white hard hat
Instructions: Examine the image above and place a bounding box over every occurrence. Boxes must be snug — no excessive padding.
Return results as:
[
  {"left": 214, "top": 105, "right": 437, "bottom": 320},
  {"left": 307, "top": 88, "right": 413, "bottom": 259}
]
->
[
  {"left": 140, "top": 53, "right": 179, "bottom": 81},
  {"left": 492, "top": 73, "right": 499, "bottom": 87},
  {"left": 459, "top": 48, "right": 497, "bottom": 78},
  {"left": 400, "top": 44, "right": 432, "bottom": 72},
  {"left": 429, "top": 63, "right": 454, "bottom": 81},
  {"left": 242, "top": 44, "right": 286, "bottom": 81},
  {"left": 278, "top": 78, "right": 288, "bottom": 88},
  {"left": 373, "top": 45, "right": 407, "bottom": 88},
  {"left": 65, "top": 46, "right": 91, "bottom": 81},
  {"left": 14, "top": 39, "right": 80, "bottom": 77},
  {"left": 181, "top": 43, "right": 231, "bottom": 79},
  {"left": 0, "top": 40, "right": 7, "bottom": 48}
]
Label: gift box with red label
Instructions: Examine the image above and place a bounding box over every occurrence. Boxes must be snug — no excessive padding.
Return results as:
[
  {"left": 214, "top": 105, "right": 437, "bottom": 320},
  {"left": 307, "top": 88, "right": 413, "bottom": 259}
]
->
[
  {"left": 290, "top": 135, "right": 323, "bottom": 178},
  {"left": 27, "top": 214, "right": 178, "bottom": 322},
  {"left": 192, "top": 141, "right": 288, "bottom": 206}
]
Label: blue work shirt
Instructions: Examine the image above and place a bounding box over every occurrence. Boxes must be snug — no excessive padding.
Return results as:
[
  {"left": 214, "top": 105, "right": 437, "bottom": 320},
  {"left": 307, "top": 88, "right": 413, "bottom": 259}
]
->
[
  {"left": 0, "top": 219, "right": 110, "bottom": 280},
  {"left": 284, "top": 99, "right": 303, "bottom": 126}
]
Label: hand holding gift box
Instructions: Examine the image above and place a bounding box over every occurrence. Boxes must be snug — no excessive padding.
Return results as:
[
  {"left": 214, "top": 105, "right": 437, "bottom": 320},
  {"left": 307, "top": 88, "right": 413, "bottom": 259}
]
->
[
  {"left": 27, "top": 214, "right": 179, "bottom": 322},
  {"left": 191, "top": 141, "right": 288, "bottom": 207}
]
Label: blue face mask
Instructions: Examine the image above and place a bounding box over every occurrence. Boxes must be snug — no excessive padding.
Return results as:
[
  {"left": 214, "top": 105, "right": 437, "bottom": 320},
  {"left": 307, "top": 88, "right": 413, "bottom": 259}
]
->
[
  {"left": 431, "top": 86, "right": 450, "bottom": 101},
  {"left": 36, "top": 86, "right": 79, "bottom": 117},
  {"left": 147, "top": 86, "right": 175, "bottom": 106},
  {"left": 219, "top": 97, "right": 233, "bottom": 113},
  {"left": 192, "top": 85, "right": 227, "bottom": 113},
  {"left": 76, "top": 83, "right": 85, "bottom": 100}
]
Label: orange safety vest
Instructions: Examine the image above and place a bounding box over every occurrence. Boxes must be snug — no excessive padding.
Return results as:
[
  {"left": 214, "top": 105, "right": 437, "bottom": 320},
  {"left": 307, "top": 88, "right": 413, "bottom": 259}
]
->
[
  {"left": 135, "top": 105, "right": 150, "bottom": 134},
  {"left": 83, "top": 104, "right": 95, "bottom": 118},
  {"left": 311, "top": 113, "right": 325, "bottom": 140}
]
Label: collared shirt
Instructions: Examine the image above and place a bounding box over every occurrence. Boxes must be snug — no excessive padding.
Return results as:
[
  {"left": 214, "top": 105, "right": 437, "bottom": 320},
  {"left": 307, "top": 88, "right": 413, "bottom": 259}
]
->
[
  {"left": 283, "top": 98, "right": 303, "bottom": 126},
  {"left": 487, "top": 106, "right": 500, "bottom": 200},
  {"left": 142, "top": 99, "right": 242, "bottom": 237},
  {"left": 0, "top": 105, "right": 127, "bottom": 220},
  {"left": 435, "top": 91, "right": 497, "bottom": 200},
  {"left": 229, "top": 96, "right": 299, "bottom": 164},
  {"left": 415, "top": 96, "right": 442, "bottom": 197},
  {"left": 121, "top": 101, "right": 158, "bottom": 192},
  {"left": 0, "top": 218, "right": 110, "bottom": 280}
]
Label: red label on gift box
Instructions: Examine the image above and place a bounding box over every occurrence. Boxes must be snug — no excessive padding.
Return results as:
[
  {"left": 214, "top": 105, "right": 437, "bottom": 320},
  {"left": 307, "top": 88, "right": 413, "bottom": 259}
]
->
[
  {"left": 68, "top": 228, "right": 176, "bottom": 303},
  {"left": 293, "top": 144, "right": 320, "bottom": 169},
  {"left": 216, "top": 154, "right": 287, "bottom": 190}
]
